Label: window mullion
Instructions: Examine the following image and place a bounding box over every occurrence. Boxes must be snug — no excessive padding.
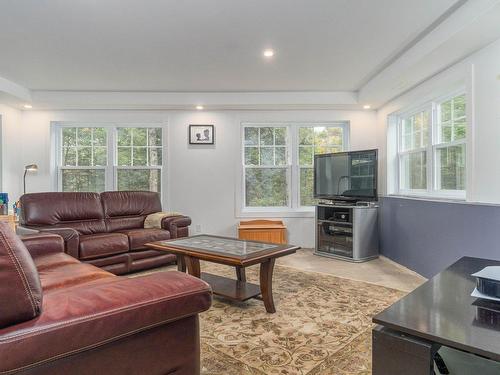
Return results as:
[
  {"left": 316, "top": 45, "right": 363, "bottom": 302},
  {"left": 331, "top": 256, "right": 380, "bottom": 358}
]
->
[
  {"left": 429, "top": 104, "right": 435, "bottom": 194},
  {"left": 289, "top": 124, "right": 297, "bottom": 209},
  {"left": 107, "top": 127, "right": 115, "bottom": 191}
]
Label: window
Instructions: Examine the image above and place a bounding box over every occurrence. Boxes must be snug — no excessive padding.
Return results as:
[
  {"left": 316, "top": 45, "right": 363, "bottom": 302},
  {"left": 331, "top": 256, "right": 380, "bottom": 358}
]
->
[
  {"left": 241, "top": 122, "right": 348, "bottom": 211},
  {"left": 298, "top": 126, "right": 344, "bottom": 206},
  {"left": 243, "top": 126, "right": 289, "bottom": 207},
  {"left": 116, "top": 127, "right": 162, "bottom": 192},
  {"left": 399, "top": 109, "right": 430, "bottom": 191},
  {"left": 436, "top": 94, "right": 466, "bottom": 191},
  {"left": 396, "top": 92, "right": 466, "bottom": 198},
  {"left": 60, "top": 127, "right": 107, "bottom": 192},
  {"left": 55, "top": 124, "right": 163, "bottom": 194}
]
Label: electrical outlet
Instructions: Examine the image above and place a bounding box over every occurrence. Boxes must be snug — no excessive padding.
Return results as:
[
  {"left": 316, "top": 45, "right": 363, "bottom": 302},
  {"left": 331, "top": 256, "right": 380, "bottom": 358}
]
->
[{"left": 195, "top": 224, "right": 202, "bottom": 233}]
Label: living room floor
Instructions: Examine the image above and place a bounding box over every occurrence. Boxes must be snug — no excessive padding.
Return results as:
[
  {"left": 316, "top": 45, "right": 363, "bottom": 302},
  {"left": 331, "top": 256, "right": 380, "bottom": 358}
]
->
[
  {"left": 277, "top": 248, "right": 426, "bottom": 292},
  {"left": 133, "top": 247, "right": 426, "bottom": 374}
]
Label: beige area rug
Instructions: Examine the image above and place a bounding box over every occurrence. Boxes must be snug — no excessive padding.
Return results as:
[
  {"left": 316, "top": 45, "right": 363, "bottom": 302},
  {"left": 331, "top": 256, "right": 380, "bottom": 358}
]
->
[{"left": 133, "top": 262, "right": 405, "bottom": 375}]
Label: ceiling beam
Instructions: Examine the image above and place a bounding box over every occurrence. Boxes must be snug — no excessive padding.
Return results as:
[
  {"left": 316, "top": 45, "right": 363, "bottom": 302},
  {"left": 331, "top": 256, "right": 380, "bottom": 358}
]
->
[
  {"left": 0, "top": 76, "right": 31, "bottom": 107},
  {"left": 30, "top": 90, "right": 360, "bottom": 111},
  {"left": 358, "top": 0, "right": 500, "bottom": 109}
]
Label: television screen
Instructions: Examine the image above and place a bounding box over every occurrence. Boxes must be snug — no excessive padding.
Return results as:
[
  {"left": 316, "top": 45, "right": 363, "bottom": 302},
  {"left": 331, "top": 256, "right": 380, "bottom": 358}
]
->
[{"left": 314, "top": 149, "right": 377, "bottom": 200}]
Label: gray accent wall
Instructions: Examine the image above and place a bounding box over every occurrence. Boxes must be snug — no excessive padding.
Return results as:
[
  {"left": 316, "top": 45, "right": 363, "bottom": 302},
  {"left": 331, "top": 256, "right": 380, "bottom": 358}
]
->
[{"left": 379, "top": 196, "right": 500, "bottom": 278}]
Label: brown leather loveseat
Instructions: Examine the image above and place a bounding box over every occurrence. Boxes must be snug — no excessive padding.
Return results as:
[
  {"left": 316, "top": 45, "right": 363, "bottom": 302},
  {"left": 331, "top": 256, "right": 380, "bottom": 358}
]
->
[
  {"left": 18, "top": 191, "right": 191, "bottom": 274},
  {"left": 0, "top": 223, "right": 212, "bottom": 374}
]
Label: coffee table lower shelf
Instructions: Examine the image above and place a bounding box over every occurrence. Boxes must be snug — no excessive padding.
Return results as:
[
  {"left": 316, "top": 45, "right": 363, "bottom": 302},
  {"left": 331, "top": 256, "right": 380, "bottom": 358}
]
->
[{"left": 201, "top": 272, "right": 261, "bottom": 301}]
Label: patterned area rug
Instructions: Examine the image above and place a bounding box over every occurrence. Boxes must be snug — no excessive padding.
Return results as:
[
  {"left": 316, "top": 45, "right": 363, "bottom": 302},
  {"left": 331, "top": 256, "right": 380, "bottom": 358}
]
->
[{"left": 133, "top": 262, "right": 405, "bottom": 374}]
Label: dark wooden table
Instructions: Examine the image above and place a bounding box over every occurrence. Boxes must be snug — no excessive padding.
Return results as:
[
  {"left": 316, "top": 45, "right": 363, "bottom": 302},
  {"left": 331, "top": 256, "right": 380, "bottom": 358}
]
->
[
  {"left": 372, "top": 256, "right": 500, "bottom": 374},
  {"left": 147, "top": 235, "right": 299, "bottom": 313}
]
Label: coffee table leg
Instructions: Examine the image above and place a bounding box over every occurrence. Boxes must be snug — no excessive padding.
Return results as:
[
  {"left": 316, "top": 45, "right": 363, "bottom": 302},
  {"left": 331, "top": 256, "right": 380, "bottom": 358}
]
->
[
  {"left": 236, "top": 266, "right": 246, "bottom": 282},
  {"left": 260, "top": 259, "right": 276, "bottom": 313},
  {"left": 177, "top": 255, "right": 186, "bottom": 272},
  {"left": 185, "top": 256, "right": 201, "bottom": 278}
]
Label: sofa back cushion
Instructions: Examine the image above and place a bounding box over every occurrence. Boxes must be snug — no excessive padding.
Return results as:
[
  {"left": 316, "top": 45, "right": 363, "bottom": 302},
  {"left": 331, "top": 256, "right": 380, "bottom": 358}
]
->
[
  {"left": 0, "top": 222, "right": 43, "bottom": 328},
  {"left": 101, "top": 191, "right": 162, "bottom": 232},
  {"left": 20, "top": 192, "right": 106, "bottom": 234}
]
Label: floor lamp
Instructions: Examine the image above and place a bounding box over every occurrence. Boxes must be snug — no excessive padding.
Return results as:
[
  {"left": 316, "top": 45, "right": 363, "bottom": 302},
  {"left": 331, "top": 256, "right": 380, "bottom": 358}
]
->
[{"left": 23, "top": 164, "right": 38, "bottom": 195}]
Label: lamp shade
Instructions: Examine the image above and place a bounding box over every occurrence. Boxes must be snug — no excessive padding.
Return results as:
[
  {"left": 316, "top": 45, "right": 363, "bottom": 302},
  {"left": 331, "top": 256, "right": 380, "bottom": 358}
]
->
[{"left": 24, "top": 164, "right": 38, "bottom": 171}]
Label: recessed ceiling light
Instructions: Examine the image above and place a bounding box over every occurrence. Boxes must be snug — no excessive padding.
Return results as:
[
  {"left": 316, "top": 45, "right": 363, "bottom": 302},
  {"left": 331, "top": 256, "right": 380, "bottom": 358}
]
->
[
  {"left": 23, "top": 104, "right": 32, "bottom": 109},
  {"left": 196, "top": 105, "right": 204, "bottom": 110},
  {"left": 263, "top": 49, "right": 275, "bottom": 58},
  {"left": 363, "top": 105, "right": 371, "bottom": 109}
]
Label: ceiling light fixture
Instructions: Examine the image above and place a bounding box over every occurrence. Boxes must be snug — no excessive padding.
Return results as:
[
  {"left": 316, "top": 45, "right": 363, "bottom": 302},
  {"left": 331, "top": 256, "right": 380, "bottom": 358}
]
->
[
  {"left": 263, "top": 49, "right": 275, "bottom": 58},
  {"left": 23, "top": 104, "right": 33, "bottom": 109},
  {"left": 196, "top": 105, "right": 204, "bottom": 110},
  {"left": 363, "top": 105, "right": 371, "bottom": 109}
]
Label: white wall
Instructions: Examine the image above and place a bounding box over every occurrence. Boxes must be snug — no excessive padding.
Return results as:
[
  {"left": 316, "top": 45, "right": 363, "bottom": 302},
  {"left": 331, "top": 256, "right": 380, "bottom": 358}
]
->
[
  {"left": 0, "top": 108, "right": 377, "bottom": 247},
  {"left": 376, "top": 37, "right": 500, "bottom": 204},
  {"left": 0, "top": 104, "right": 23, "bottom": 201}
]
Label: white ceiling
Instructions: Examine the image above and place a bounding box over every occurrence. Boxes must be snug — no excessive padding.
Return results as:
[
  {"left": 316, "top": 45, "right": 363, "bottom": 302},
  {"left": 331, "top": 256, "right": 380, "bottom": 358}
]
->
[{"left": 0, "top": 0, "right": 460, "bottom": 92}]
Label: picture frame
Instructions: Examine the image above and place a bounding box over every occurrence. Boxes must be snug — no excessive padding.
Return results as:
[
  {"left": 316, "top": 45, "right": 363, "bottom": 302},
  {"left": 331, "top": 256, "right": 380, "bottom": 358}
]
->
[{"left": 189, "top": 124, "right": 215, "bottom": 145}]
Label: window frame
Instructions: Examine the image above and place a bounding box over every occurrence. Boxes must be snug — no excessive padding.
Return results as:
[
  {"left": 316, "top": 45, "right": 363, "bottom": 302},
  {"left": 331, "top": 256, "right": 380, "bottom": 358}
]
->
[
  {"left": 239, "top": 121, "right": 350, "bottom": 216},
  {"left": 395, "top": 90, "right": 466, "bottom": 199},
  {"left": 52, "top": 122, "right": 165, "bottom": 195},
  {"left": 114, "top": 126, "right": 164, "bottom": 192},
  {"left": 241, "top": 124, "right": 292, "bottom": 210},
  {"left": 296, "top": 123, "right": 348, "bottom": 208}
]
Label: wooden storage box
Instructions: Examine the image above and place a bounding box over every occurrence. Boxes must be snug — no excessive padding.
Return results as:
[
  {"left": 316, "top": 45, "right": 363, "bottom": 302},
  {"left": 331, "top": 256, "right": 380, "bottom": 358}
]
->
[{"left": 238, "top": 220, "right": 287, "bottom": 244}]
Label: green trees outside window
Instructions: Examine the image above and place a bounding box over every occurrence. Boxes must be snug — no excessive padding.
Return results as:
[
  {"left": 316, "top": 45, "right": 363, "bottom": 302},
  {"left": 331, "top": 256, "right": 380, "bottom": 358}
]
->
[
  {"left": 59, "top": 126, "right": 163, "bottom": 193},
  {"left": 243, "top": 124, "right": 347, "bottom": 209},
  {"left": 116, "top": 127, "right": 162, "bottom": 192},
  {"left": 298, "top": 126, "right": 344, "bottom": 206},
  {"left": 61, "top": 127, "right": 107, "bottom": 192},
  {"left": 244, "top": 127, "right": 288, "bottom": 207},
  {"left": 398, "top": 93, "right": 466, "bottom": 196}
]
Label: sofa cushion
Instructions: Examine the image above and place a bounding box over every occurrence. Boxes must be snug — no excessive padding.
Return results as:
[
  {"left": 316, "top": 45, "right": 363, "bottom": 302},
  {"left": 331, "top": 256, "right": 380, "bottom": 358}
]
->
[
  {"left": 34, "top": 252, "right": 81, "bottom": 271},
  {"left": 79, "top": 233, "right": 129, "bottom": 260},
  {"left": 101, "top": 191, "right": 162, "bottom": 232},
  {"left": 0, "top": 222, "right": 43, "bottom": 328},
  {"left": 117, "top": 228, "right": 171, "bottom": 251},
  {"left": 20, "top": 192, "right": 107, "bottom": 234},
  {"left": 85, "top": 253, "right": 131, "bottom": 275},
  {"left": 129, "top": 250, "right": 177, "bottom": 272},
  {"left": 37, "top": 253, "right": 114, "bottom": 292}
]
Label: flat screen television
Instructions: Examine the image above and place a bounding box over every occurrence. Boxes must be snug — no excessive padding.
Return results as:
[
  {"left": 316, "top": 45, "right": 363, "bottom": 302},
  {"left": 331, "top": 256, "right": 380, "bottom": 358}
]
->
[{"left": 314, "top": 149, "right": 378, "bottom": 201}]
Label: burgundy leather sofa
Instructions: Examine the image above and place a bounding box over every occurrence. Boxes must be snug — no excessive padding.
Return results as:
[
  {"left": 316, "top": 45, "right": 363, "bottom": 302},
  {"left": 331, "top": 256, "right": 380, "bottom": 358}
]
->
[
  {"left": 18, "top": 191, "right": 191, "bottom": 275},
  {"left": 0, "top": 223, "right": 212, "bottom": 374}
]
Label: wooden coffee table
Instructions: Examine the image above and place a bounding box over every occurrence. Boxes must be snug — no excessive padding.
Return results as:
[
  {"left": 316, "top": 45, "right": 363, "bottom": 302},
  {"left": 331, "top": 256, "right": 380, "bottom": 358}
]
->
[{"left": 147, "top": 235, "right": 299, "bottom": 313}]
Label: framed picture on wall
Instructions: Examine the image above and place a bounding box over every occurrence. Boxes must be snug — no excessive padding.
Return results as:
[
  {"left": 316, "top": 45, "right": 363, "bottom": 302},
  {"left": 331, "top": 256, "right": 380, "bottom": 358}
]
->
[{"left": 189, "top": 125, "right": 215, "bottom": 145}]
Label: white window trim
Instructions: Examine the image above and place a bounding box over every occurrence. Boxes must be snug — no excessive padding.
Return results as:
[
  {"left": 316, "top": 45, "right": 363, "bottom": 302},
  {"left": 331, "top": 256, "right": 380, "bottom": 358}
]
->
[
  {"left": 394, "top": 89, "right": 466, "bottom": 200},
  {"left": 236, "top": 121, "right": 350, "bottom": 218},
  {"left": 51, "top": 122, "right": 166, "bottom": 199}
]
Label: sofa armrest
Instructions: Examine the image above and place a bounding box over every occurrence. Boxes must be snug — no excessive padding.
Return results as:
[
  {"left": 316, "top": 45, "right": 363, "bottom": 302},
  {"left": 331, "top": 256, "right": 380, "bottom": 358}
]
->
[
  {"left": 161, "top": 216, "right": 191, "bottom": 238},
  {"left": 0, "top": 271, "right": 212, "bottom": 374},
  {"left": 20, "top": 233, "right": 65, "bottom": 258},
  {"left": 35, "top": 227, "right": 80, "bottom": 259}
]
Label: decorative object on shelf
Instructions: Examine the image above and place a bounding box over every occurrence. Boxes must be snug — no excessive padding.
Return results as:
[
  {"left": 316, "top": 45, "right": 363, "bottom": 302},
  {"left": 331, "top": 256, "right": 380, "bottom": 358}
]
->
[
  {"left": 13, "top": 200, "right": 20, "bottom": 219},
  {"left": 238, "top": 219, "right": 287, "bottom": 244},
  {"left": 0, "top": 193, "right": 8, "bottom": 215},
  {"left": 23, "top": 164, "right": 38, "bottom": 194},
  {"left": 189, "top": 125, "right": 215, "bottom": 145},
  {"left": 471, "top": 267, "right": 500, "bottom": 302}
]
